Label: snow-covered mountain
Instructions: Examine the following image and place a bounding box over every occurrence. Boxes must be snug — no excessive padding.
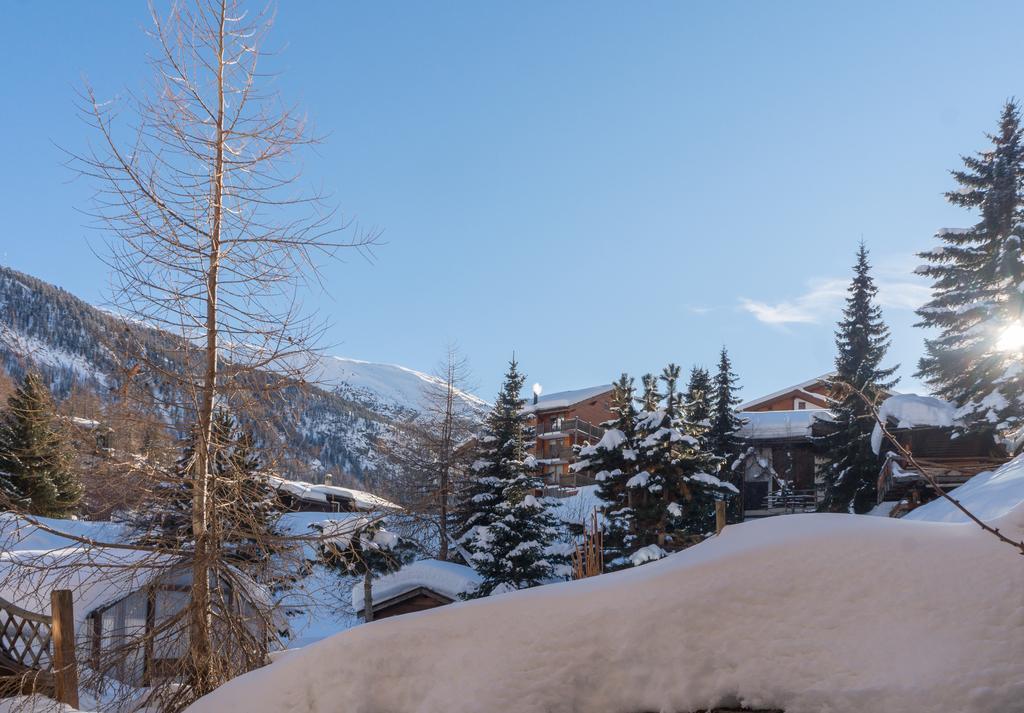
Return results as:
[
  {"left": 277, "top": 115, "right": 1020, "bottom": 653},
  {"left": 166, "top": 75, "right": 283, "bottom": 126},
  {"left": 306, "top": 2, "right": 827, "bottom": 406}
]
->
[
  {"left": 312, "top": 356, "right": 488, "bottom": 421},
  {"left": 0, "top": 265, "right": 487, "bottom": 486}
]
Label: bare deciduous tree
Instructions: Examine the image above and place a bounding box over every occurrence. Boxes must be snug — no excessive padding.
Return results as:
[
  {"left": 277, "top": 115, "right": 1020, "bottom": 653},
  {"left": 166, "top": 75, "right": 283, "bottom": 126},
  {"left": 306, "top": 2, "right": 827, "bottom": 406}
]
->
[
  {"left": 384, "top": 346, "right": 479, "bottom": 561},
  {"left": 65, "top": 0, "right": 378, "bottom": 702}
]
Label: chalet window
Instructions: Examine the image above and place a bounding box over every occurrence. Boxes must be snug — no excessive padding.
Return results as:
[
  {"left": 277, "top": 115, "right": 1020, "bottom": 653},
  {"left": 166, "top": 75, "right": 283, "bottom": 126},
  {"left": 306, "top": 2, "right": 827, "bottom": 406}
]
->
[{"left": 795, "top": 399, "right": 808, "bottom": 410}]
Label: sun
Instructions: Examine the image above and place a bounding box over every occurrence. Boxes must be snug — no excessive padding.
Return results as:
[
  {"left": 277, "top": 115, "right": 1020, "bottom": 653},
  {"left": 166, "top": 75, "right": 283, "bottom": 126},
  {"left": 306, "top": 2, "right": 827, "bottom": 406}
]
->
[{"left": 996, "top": 322, "right": 1024, "bottom": 352}]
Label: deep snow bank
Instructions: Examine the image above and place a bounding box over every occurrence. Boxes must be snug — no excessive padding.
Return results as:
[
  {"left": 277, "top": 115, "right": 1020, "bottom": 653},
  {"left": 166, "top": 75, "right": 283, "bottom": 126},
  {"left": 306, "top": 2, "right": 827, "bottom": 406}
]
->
[{"left": 186, "top": 510, "right": 1024, "bottom": 713}]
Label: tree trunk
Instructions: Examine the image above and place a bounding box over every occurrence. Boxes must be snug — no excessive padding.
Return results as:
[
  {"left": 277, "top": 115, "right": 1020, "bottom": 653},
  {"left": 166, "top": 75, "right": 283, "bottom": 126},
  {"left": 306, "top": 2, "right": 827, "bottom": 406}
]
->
[
  {"left": 189, "top": 0, "right": 227, "bottom": 694},
  {"left": 362, "top": 570, "right": 374, "bottom": 623}
]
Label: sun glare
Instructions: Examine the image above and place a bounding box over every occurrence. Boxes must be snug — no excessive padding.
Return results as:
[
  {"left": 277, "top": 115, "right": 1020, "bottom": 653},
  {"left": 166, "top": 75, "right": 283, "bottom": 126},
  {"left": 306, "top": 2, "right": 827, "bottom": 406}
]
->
[{"left": 996, "top": 322, "right": 1024, "bottom": 352}]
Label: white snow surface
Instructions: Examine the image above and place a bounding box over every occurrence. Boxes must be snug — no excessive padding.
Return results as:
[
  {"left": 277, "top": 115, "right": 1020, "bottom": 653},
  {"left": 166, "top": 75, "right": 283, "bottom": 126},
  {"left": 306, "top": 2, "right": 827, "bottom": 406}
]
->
[
  {"left": 737, "top": 409, "right": 830, "bottom": 439},
  {"left": 351, "top": 559, "right": 481, "bottom": 612},
  {"left": 185, "top": 509, "right": 1024, "bottom": 713},
  {"left": 904, "top": 453, "right": 1024, "bottom": 523},
  {"left": 870, "top": 393, "right": 959, "bottom": 454}
]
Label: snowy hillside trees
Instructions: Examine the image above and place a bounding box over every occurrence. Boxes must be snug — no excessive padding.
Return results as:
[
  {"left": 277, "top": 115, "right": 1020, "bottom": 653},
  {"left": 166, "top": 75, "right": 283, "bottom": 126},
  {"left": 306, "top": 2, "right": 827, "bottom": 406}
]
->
[
  {"left": 916, "top": 100, "right": 1024, "bottom": 447},
  {"left": 820, "top": 244, "right": 899, "bottom": 513},
  {"left": 0, "top": 372, "right": 81, "bottom": 517},
  {"left": 457, "top": 359, "right": 568, "bottom": 595}
]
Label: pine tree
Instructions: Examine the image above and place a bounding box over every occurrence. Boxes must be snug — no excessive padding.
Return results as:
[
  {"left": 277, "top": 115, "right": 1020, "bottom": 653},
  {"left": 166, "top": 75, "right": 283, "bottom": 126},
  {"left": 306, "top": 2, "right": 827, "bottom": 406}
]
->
[
  {"left": 820, "top": 244, "right": 899, "bottom": 513},
  {"left": 315, "top": 516, "right": 415, "bottom": 623},
  {"left": 628, "top": 365, "right": 734, "bottom": 563},
  {"left": 0, "top": 372, "right": 81, "bottom": 517},
  {"left": 708, "top": 347, "right": 744, "bottom": 523},
  {"left": 708, "top": 348, "right": 743, "bottom": 461},
  {"left": 684, "top": 366, "right": 713, "bottom": 442},
  {"left": 571, "top": 374, "right": 640, "bottom": 570},
  {"left": 139, "top": 410, "right": 280, "bottom": 558},
  {"left": 459, "top": 359, "right": 568, "bottom": 596},
  {"left": 917, "top": 100, "right": 1024, "bottom": 445}
]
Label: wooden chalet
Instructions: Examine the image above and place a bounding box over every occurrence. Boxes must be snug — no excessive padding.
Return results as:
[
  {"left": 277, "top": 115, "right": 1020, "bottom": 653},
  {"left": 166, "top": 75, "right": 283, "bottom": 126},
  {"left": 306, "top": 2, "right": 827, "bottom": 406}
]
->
[
  {"left": 522, "top": 384, "right": 613, "bottom": 491},
  {"left": 873, "top": 402, "right": 1008, "bottom": 513},
  {"left": 736, "top": 375, "right": 835, "bottom": 517},
  {"left": 352, "top": 559, "right": 481, "bottom": 621}
]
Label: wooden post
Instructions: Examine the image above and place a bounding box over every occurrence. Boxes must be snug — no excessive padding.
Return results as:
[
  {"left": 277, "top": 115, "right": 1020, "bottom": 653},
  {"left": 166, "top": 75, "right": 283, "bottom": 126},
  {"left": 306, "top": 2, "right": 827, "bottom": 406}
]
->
[
  {"left": 715, "top": 500, "right": 727, "bottom": 535},
  {"left": 50, "top": 589, "right": 79, "bottom": 709}
]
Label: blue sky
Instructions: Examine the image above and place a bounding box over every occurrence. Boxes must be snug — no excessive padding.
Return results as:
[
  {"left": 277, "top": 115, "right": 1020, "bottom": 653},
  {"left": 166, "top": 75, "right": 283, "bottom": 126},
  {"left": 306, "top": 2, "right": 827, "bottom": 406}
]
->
[{"left": 0, "top": 1, "right": 1020, "bottom": 402}]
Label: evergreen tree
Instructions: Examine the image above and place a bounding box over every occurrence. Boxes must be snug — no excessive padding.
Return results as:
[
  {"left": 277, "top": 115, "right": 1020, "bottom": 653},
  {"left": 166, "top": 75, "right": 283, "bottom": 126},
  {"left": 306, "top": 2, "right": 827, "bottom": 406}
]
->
[
  {"left": 458, "top": 359, "right": 568, "bottom": 596},
  {"left": 0, "top": 372, "right": 81, "bottom": 517},
  {"left": 315, "top": 516, "right": 415, "bottom": 622},
  {"left": 627, "top": 365, "right": 734, "bottom": 563},
  {"left": 139, "top": 410, "right": 280, "bottom": 559},
  {"left": 684, "top": 366, "right": 713, "bottom": 442},
  {"left": 571, "top": 374, "right": 639, "bottom": 570},
  {"left": 917, "top": 100, "right": 1024, "bottom": 445},
  {"left": 708, "top": 348, "right": 743, "bottom": 461},
  {"left": 820, "top": 244, "right": 899, "bottom": 513}
]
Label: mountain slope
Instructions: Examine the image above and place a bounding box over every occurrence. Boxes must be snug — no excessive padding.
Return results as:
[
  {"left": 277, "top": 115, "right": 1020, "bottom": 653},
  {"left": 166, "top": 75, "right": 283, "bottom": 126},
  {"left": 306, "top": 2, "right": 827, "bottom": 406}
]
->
[
  {"left": 0, "top": 265, "right": 486, "bottom": 485},
  {"left": 313, "top": 356, "right": 487, "bottom": 421}
]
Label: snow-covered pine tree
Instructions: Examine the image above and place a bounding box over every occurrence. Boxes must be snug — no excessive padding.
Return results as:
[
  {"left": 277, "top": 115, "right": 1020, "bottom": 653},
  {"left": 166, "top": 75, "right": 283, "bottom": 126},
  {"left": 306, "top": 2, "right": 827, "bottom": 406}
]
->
[
  {"left": 571, "top": 374, "right": 640, "bottom": 570},
  {"left": 315, "top": 516, "right": 415, "bottom": 622},
  {"left": 917, "top": 100, "right": 1024, "bottom": 447},
  {"left": 460, "top": 359, "right": 568, "bottom": 596},
  {"left": 0, "top": 371, "right": 81, "bottom": 517},
  {"left": 820, "top": 244, "right": 900, "bottom": 513},
  {"left": 628, "top": 364, "right": 734, "bottom": 565},
  {"left": 452, "top": 361, "right": 525, "bottom": 557}
]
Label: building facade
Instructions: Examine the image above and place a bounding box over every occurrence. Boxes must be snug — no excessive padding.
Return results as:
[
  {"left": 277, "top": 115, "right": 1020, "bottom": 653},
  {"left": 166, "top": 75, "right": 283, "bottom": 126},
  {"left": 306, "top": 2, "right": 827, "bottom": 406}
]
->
[{"left": 522, "top": 385, "right": 614, "bottom": 489}]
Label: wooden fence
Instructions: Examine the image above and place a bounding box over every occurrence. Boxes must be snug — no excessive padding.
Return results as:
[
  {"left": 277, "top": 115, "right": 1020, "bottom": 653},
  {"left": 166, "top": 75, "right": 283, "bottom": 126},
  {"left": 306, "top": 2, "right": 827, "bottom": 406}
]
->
[{"left": 0, "top": 590, "right": 78, "bottom": 707}]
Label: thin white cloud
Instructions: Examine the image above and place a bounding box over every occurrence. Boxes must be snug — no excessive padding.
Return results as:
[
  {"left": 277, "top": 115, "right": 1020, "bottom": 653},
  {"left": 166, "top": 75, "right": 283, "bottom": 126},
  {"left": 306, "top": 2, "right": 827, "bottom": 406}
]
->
[{"left": 739, "top": 258, "right": 932, "bottom": 327}]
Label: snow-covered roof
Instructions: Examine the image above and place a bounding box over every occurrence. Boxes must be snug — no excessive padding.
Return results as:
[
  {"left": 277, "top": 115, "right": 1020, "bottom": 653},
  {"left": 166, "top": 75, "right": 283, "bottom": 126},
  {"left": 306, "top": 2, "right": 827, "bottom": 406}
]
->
[
  {"left": 737, "top": 409, "right": 831, "bottom": 439},
  {"left": 266, "top": 475, "right": 401, "bottom": 512},
  {"left": 0, "top": 514, "right": 170, "bottom": 628},
  {"left": 522, "top": 384, "right": 613, "bottom": 414},
  {"left": 869, "top": 393, "right": 959, "bottom": 455},
  {"left": 187, "top": 502, "right": 1024, "bottom": 713},
  {"left": 737, "top": 373, "right": 834, "bottom": 411},
  {"left": 351, "top": 559, "right": 481, "bottom": 613}
]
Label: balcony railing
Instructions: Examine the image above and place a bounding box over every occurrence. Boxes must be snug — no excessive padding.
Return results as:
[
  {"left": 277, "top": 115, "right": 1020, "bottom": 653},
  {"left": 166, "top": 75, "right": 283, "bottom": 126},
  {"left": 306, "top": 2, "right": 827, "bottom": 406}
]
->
[{"left": 535, "top": 417, "right": 604, "bottom": 443}]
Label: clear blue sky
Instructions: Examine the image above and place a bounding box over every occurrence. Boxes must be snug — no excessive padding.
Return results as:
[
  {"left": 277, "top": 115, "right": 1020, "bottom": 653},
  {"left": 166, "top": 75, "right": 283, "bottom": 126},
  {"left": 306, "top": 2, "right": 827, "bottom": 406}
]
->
[{"left": 1, "top": 1, "right": 1020, "bottom": 402}]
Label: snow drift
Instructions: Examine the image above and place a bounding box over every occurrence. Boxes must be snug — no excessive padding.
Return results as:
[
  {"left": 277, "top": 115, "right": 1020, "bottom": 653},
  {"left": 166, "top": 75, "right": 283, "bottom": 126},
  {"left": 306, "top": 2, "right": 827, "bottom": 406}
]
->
[{"left": 185, "top": 509, "right": 1024, "bottom": 713}]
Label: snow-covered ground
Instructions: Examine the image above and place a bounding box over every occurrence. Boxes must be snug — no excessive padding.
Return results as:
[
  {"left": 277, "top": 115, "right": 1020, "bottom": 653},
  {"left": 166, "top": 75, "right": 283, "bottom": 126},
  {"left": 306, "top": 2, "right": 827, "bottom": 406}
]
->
[
  {"left": 905, "top": 453, "right": 1024, "bottom": 523},
  {"left": 185, "top": 506, "right": 1024, "bottom": 713}
]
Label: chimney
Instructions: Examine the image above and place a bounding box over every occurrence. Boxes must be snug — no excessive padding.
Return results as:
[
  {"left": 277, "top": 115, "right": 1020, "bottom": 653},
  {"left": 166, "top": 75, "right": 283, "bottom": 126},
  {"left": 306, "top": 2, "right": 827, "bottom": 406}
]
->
[
  {"left": 324, "top": 472, "right": 333, "bottom": 486},
  {"left": 532, "top": 383, "right": 543, "bottom": 405},
  {"left": 533, "top": 392, "right": 538, "bottom": 405}
]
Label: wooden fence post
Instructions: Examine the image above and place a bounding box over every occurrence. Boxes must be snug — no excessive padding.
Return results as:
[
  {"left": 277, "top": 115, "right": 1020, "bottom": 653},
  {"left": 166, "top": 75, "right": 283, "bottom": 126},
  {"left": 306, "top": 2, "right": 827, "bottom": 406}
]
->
[
  {"left": 715, "top": 500, "right": 727, "bottom": 535},
  {"left": 50, "top": 589, "right": 79, "bottom": 709}
]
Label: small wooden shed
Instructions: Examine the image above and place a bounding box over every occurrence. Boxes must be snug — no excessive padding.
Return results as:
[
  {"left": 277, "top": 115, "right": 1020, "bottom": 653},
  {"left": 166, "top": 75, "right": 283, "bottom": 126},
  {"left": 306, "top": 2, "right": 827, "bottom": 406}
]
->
[{"left": 352, "top": 560, "right": 481, "bottom": 621}]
